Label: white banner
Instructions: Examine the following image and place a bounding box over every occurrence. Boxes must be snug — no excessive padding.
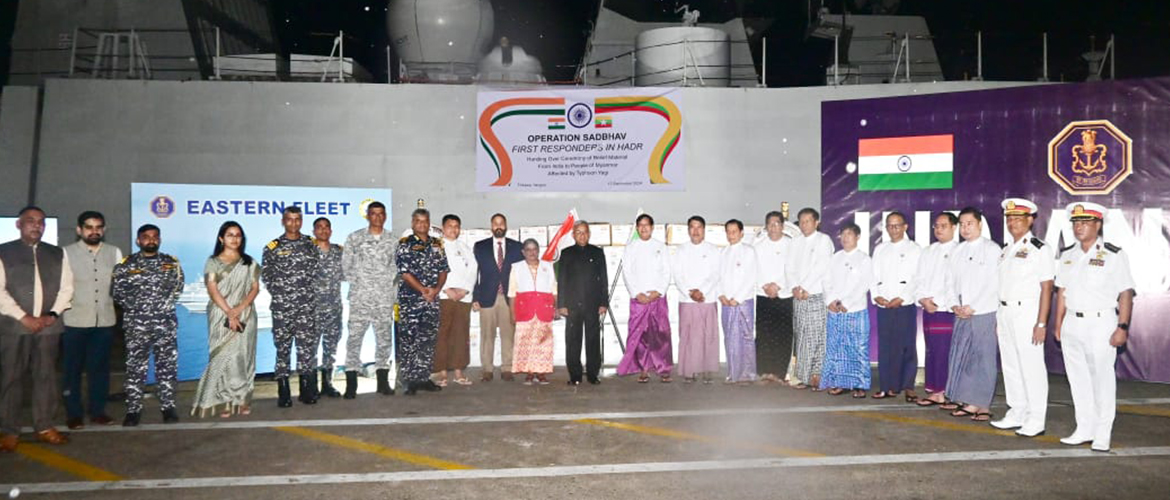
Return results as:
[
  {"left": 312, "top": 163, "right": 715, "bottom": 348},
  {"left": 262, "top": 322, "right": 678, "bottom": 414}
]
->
[{"left": 476, "top": 87, "right": 685, "bottom": 192}]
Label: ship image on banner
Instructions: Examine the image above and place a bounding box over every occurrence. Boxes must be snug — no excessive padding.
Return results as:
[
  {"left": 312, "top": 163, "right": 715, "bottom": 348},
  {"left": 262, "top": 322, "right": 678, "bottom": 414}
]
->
[
  {"left": 1048, "top": 119, "right": 1133, "bottom": 195},
  {"left": 476, "top": 88, "right": 685, "bottom": 192},
  {"left": 857, "top": 134, "right": 954, "bottom": 191}
]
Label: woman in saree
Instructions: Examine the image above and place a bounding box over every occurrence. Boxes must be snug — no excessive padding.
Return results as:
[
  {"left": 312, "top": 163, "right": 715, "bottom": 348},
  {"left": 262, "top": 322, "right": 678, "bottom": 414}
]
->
[
  {"left": 191, "top": 221, "right": 262, "bottom": 417},
  {"left": 508, "top": 239, "right": 557, "bottom": 385}
]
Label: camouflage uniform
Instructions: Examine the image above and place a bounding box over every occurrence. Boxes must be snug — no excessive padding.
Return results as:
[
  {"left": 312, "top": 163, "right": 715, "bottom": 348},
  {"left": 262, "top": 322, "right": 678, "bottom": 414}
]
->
[
  {"left": 112, "top": 252, "right": 184, "bottom": 413},
  {"left": 342, "top": 228, "right": 398, "bottom": 371},
  {"left": 396, "top": 234, "right": 449, "bottom": 384},
  {"left": 261, "top": 234, "right": 320, "bottom": 378},
  {"left": 314, "top": 241, "right": 344, "bottom": 369}
]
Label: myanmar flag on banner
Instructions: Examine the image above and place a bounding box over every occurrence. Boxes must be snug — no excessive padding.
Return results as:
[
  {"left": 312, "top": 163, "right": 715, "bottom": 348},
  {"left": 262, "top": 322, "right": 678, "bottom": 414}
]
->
[{"left": 857, "top": 134, "right": 953, "bottom": 191}]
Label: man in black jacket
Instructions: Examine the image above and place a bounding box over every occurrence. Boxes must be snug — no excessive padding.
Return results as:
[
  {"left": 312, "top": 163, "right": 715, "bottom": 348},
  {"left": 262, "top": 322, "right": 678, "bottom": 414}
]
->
[{"left": 556, "top": 221, "right": 609, "bottom": 385}]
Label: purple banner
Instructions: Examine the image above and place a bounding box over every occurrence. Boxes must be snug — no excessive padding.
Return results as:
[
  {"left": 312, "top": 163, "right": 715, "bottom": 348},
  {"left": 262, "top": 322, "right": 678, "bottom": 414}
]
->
[{"left": 822, "top": 78, "right": 1170, "bottom": 383}]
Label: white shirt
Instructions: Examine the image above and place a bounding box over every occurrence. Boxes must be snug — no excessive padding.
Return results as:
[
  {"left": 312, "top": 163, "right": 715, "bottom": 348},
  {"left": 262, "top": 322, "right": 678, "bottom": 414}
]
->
[
  {"left": 786, "top": 231, "right": 834, "bottom": 296},
  {"left": 998, "top": 231, "right": 1056, "bottom": 303},
  {"left": 1056, "top": 238, "right": 1136, "bottom": 312},
  {"left": 507, "top": 260, "right": 557, "bottom": 296},
  {"left": 914, "top": 239, "right": 959, "bottom": 311},
  {"left": 719, "top": 241, "right": 758, "bottom": 302},
  {"left": 672, "top": 240, "right": 720, "bottom": 304},
  {"left": 943, "top": 237, "right": 1001, "bottom": 315},
  {"left": 0, "top": 244, "right": 75, "bottom": 320},
  {"left": 440, "top": 237, "right": 478, "bottom": 303},
  {"left": 826, "top": 248, "right": 875, "bottom": 313},
  {"left": 871, "top": 237, "right": 922, "bottom": 306},
  {"left": 622, "top": 237, "right": 670, "bottom": 296},
  {"left": 754, "top": 235, "right": 793, "bottom": 299}
]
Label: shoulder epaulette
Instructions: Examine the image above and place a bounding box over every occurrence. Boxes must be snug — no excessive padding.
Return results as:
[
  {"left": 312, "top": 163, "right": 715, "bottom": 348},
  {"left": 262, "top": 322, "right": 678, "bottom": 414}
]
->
[
  {"left": 266, "top": 239, "right": 279, "bottom": 250},
  {"left": 165, "top": 254, "right": 179, "bottom": 263},
  {"left": 1060, "top": 244, "right": 1075, "bottom": 253},
  {"left": 336, "top": 244, "right": 343, "bottom": 251},
  {"left": 432, "top": 238, "right": 444, "bottom": 247},
  {"left": 1104, "top": 242, "right": 1121, "bottom": 253},
  {"left": 1030, "top": 237, "right": 1045, "bottom": 249},
  {"left": 120, "top": 255, "right": 129, "bottom": 264},
  {"left": 399, "top": 236, "right": 410, "bottom": 243},
  {"left": 1000, "top": 241, "right": 1008, "bottom": 249}
]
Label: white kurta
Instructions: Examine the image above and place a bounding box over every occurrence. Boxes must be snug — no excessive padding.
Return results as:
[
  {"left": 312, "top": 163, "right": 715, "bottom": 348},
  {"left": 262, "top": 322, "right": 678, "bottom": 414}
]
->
[
  {"left": 943, "top": 237, "right": 1001, "bottom": 315},
  {"left": 672, "top": 240, "right": 720, "bottom": 303},
  {"left": 826, "top": 249, "right": 875, "bottom": 313},
  {"left": 754, "top": 235, "right": 793, "bottom": 299},
  {"left": 914, "top": 239, "right": 959, "bottom": 311},
  {"left": 622, "top": 237, "right": 670, "bottom": 296},
  {"left": 786, "top": 231, "right": 834, "bottom": 296},
  {"left": 718, "top": 241, "right": 758, "bottom": 303},
  {"left": 870, "top": 238, "right": 922, "bottom": 306},
  {"left": 439, "top": 237, "right": 478, "bottom": 303}
]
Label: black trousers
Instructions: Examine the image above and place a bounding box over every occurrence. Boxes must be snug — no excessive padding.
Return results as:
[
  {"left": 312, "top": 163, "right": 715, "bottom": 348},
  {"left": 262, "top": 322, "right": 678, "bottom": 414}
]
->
[{"left": 565, "top": 308, "right": 602, "bottom": 381}]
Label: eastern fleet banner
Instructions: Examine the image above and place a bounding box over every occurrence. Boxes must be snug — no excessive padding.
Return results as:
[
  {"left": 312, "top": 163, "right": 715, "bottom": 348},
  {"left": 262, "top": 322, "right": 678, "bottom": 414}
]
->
[
  {"left": 476, "top": 87, "right": 685, "bottom": 192},
  {"left": 131, "top": 183, "right": 392, "bottom": 381},
  {"left": 821, "top": 78, "right": 1170, "bottom": 383}
]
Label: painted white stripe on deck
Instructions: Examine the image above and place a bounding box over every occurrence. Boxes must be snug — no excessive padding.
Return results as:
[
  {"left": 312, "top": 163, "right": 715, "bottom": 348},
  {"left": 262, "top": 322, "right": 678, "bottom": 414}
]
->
[
  {"left": 50, "top": 397, "right": 1170, "bottom": 434},
  {"left": 6, "top": 446, "right": 1169, "bottom": 493}
]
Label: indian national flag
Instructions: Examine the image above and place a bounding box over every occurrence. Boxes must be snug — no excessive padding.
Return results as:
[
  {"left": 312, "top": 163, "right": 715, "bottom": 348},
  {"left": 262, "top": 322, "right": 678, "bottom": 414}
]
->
[
  {"left": 548, "top": 117, "right": 566, "bottom": 130},
  {"left": 857, "top": 134, "right": 954, "bottom": 191},
  {"left": 542, "top": 209, "right": 578, "bottom": 262}
]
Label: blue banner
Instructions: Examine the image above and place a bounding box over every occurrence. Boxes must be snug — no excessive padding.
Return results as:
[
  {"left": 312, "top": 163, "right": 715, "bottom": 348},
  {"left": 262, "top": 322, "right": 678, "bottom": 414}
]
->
[{"left": 130, "top": 183, "right": 392, "bottom": 381}]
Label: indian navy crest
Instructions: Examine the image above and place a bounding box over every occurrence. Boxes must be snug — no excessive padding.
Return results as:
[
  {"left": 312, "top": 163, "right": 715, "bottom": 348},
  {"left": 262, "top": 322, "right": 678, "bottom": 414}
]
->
[
  {"left": 1048, "top": 119, "right": 1132, "bottom": 195},
  {"left": 149, "top": 196, "right": 175, "bottom": 219}
]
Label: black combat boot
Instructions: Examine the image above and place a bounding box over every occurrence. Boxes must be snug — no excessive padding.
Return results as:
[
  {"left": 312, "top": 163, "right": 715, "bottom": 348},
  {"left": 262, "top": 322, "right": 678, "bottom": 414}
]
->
[
  {"left": 376, "top": 369, "right": 395, "bottom": 395},
  {"left": 301, "top": 371, "right": 319, "bottom": 405},
  {"left": 344, "top": 371, "right": 358, "bottom": 399},
  {"left": 161, "top": 407, "right": 180, "bottom": 424},
  {"left": 277, "top": 377, "right": 293, "bottom": 408},
  {"left": 122, "top": 412, "right": 141, "bottom": 427},
  {"left": 321, "top": 368, "right": 341, "bottom": 398}
]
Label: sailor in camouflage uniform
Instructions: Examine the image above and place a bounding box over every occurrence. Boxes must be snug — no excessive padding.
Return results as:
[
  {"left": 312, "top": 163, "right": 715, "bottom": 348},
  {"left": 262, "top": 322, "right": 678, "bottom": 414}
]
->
[
  {"left": 112, "top": 224, "right": 184, "bottom": 427},
  {"left": 342, "top": 201, "right": 399, "bottom": 398},
  {"left": 312, "top": 217, "right": 344, "bottom": 398},
  {"left": 396, "top": 208, "right": 449, "bottom": 395},
  {"left": 261, "top": 206, "right": 320, "bottom": 408}
]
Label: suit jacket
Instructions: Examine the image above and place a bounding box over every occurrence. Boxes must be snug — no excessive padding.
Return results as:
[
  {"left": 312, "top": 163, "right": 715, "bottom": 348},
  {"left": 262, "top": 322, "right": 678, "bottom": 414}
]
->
[
  {"left": 472, "top": 237, "right": 523, "bottom": 307},
  {"left": 556, "top": 244, "right": 608, "bottom": 311}
]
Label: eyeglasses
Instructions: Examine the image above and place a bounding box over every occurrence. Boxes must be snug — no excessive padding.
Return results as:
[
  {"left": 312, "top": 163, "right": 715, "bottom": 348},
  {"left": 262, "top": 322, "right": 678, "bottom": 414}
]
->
[
  {"left": 931, "top": 224, "right": 952, "bottom": 229},
  {"left": 885, "top": 223, "right": 905, "bottom": 229}
]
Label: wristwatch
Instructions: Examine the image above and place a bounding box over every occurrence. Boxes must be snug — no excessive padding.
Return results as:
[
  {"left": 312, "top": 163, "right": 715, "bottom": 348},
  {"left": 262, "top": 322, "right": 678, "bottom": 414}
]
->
[
  {"left": 1035, "top": 322, "right": 1046, "bottom": 328},
  {"left": 1117, "top": 322, "right": 1130, "bottom": 331},
  {"left": 46, "top": 311, "right": 58, "bottom": 318}
]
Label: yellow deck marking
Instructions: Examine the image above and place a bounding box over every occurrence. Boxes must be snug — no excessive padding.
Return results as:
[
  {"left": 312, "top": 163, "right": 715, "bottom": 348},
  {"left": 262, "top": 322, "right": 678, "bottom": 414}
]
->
[
  {"left": 575, "top": 418, "right": 824, "bottom": 458},
  {"left": 839, "top": 411, "right": 1064, "bottom": 444},
  {"left": 18, "top": 443, "right": 125, "bottom": 481},
  {"left": 274, "top": 426, "right": 475, "bottom": 470},
  {"left": 1118, "top": 405, "right": 1170, "bottom": 419}
]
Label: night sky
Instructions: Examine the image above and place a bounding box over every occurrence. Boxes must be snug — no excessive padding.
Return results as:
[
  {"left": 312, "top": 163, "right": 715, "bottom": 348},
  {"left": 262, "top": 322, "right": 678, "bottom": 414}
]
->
[{"left": 2, "top": 0, "right": 1169, "bottom": 86}]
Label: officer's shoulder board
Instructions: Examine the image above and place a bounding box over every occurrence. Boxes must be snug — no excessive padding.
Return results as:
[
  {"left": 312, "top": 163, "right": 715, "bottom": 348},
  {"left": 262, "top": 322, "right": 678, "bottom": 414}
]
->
[
  {"left": 1029, "top": 237, "right": 1046, "bottom": 249},
  {"left": 120, "top": 255, "right": 130, "bottom": 265},
  {"left": 431, "top": 238, "right": 444, "bottom": 248},
  {"left": 267, "top": 239, "right": 279, "bottom": 250},
  {"left": 162, "top": 253, "right": 179, "bottom": 263},
  {"left": 337, "top": 244, "right": 343, "bottom": 251},
  {"left": 1104, "top": 242, "right": 1122, "bottom": 254},
  {"left": 399, "top": 236, "right": 410, "bottom": 244}
]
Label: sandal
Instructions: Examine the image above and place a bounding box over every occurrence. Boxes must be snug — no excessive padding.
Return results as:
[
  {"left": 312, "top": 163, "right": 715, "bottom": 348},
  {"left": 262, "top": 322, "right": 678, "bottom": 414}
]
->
[
  {"left": 939, "top": 402, "right": 962, "bottom": 411},
  {"left": 827, "top": 388, "right": 846, "bottom": 396},
  {"left": 971, "top": 412, "right": 993, "bottom": 422},
  {"left": 239, "top": 406, "right": 251, "bottom": 416},
  {"left": 916, "top": 398, "right": 941, "bottom": 407},
  {"left": 791, "top": 383, "right": 809, "bottom": 390},
  {"left": 950, "top": 408, "right": 976, "bottom": 418},
  {"left": 683, "top": 376, "right": 697, "bottom": 384},
  {"left": 436, "top": 379, "right": 448, "bottom": 388},
  {"left": 852, "top": 390, "right": 867, "bottom": 398},
  {"left": 660, "top": 376, "right": 672, "bottom": 383},
  {"left": 453, "top": 377, "right": 473, "bottom": 386},
  {"left": 536, "top": 374, "right": 550, "bottom": 385},
  {"left": 872, "top": 391, "right": 892, "bottom": 399},
  {"left": 637, "top": 375, "right": 650, "bottom": 384},
  {"left": 904, "top": 393, "right": 918, "bottom": 403}
]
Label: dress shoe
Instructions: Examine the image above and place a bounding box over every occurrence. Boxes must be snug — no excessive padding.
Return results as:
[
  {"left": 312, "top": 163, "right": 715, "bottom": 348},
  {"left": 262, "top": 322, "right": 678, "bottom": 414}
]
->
[
  {"left": 1060, "top": 434, "right": 1093, "bottom": 446},
  {"left": 1015, "top": 427, "right": 1045, "bottom": 438},
  {"left": 122, "top": 412, "right": 141, "bottom": 427},
  {"left": 501, "top": 371, "right": 514, "bottom": 382},
  {"left": 0, "top": 433, "right": 18, "bottom": 452},
  {"left": 567, "top": 380, "right": 580, "bottom": 386},
  {"left": 161, "top": 408, "right": 180, "bottom": 424},
  {"left": 404, "top": 382, "right": 418, "bottom": 396},
  {"left": 36, "top": 428, "right": 69, "bottom": 445},
  {"left": 481, "top": 372, "right": 494, "bottom": 382},
  {"left": 67, "top": 417, "right": 85, "bottom": 430},
  {"left": 990, "top": 418, "right": 1023, "bottom": 430},
  {"left": 588, "top": 377, "right": 601, "bottom": 385},
  {"left": 422, "top": 380, "right": 442, "bottom": 392},
  {"left": 91, "top": 415, "right": 115, "bottom": 426},
  {"left": 1091, "top": 439, "right": 1111, "bottom": 452}
]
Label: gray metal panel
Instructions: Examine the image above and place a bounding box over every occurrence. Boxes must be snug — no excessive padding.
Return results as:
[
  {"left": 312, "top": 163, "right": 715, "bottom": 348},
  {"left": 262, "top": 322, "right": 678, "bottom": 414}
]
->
[{"left": 0, "top": 86, "right": 39, "bottom": 213}]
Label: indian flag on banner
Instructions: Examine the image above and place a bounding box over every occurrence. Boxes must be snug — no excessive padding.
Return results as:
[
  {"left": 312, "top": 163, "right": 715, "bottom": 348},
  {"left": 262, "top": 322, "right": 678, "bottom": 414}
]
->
[
  {"left": 857, "top": 134, "right": 954, "bottom": 191},
  {"left": 548, "top": 117, "right": 566, "bottom": 130}
]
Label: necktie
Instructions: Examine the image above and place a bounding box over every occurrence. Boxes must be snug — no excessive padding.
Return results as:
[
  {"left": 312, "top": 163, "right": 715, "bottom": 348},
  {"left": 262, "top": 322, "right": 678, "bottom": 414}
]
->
[{"left": 497, "top": 241, "right": 504, "bottom": 295}]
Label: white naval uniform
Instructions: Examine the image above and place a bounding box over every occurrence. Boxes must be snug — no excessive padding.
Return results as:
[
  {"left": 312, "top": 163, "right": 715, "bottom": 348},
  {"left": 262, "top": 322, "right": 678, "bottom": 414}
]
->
[
  {"left": 996, "top": 231, "right": 1055, "bottom": 431},
  {"left": 1056, "top": 238, "right": 1136, "bottom": 450}
]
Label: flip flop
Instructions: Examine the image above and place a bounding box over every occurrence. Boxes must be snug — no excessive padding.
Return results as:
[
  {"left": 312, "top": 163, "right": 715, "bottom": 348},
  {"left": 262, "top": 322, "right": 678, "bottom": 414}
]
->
[
  {"left": 940, "top": 402, "right": 962, "bottom": 411},
  {"left": 950, "top": 408, "right": 976, "bottom": 418},
  {"left": 827, "top": 388, "right": 846, "bottom": 396},
  {"left": 637, "top": 375, "right": 650, "bottom": 384},
  {"left": 453, "top": 378, "right": 473, "bottom": 386},
  {"left": 872, "top": 391, "right": 892, "bottom": 399},
  {"left": 436, "top": 379, "right": 448, "bottom": 388},
  {"left": 852, "top": 390, "right": 867, "bottom": 398},
  {"left": 971, "top": 412, "right": 993, "bottom": 422},
  {"left": 916, "top": 398, "right": 941, "bottom": 407}
]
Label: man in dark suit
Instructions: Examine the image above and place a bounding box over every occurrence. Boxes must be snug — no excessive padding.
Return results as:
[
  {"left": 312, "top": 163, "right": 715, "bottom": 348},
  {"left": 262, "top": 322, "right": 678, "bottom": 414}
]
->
[
  {"left": 557, "top": 221, "right": 609, "bottom": 385},
  {"left": 472, "top": 213, "right": 523, "bottom": 382}
]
